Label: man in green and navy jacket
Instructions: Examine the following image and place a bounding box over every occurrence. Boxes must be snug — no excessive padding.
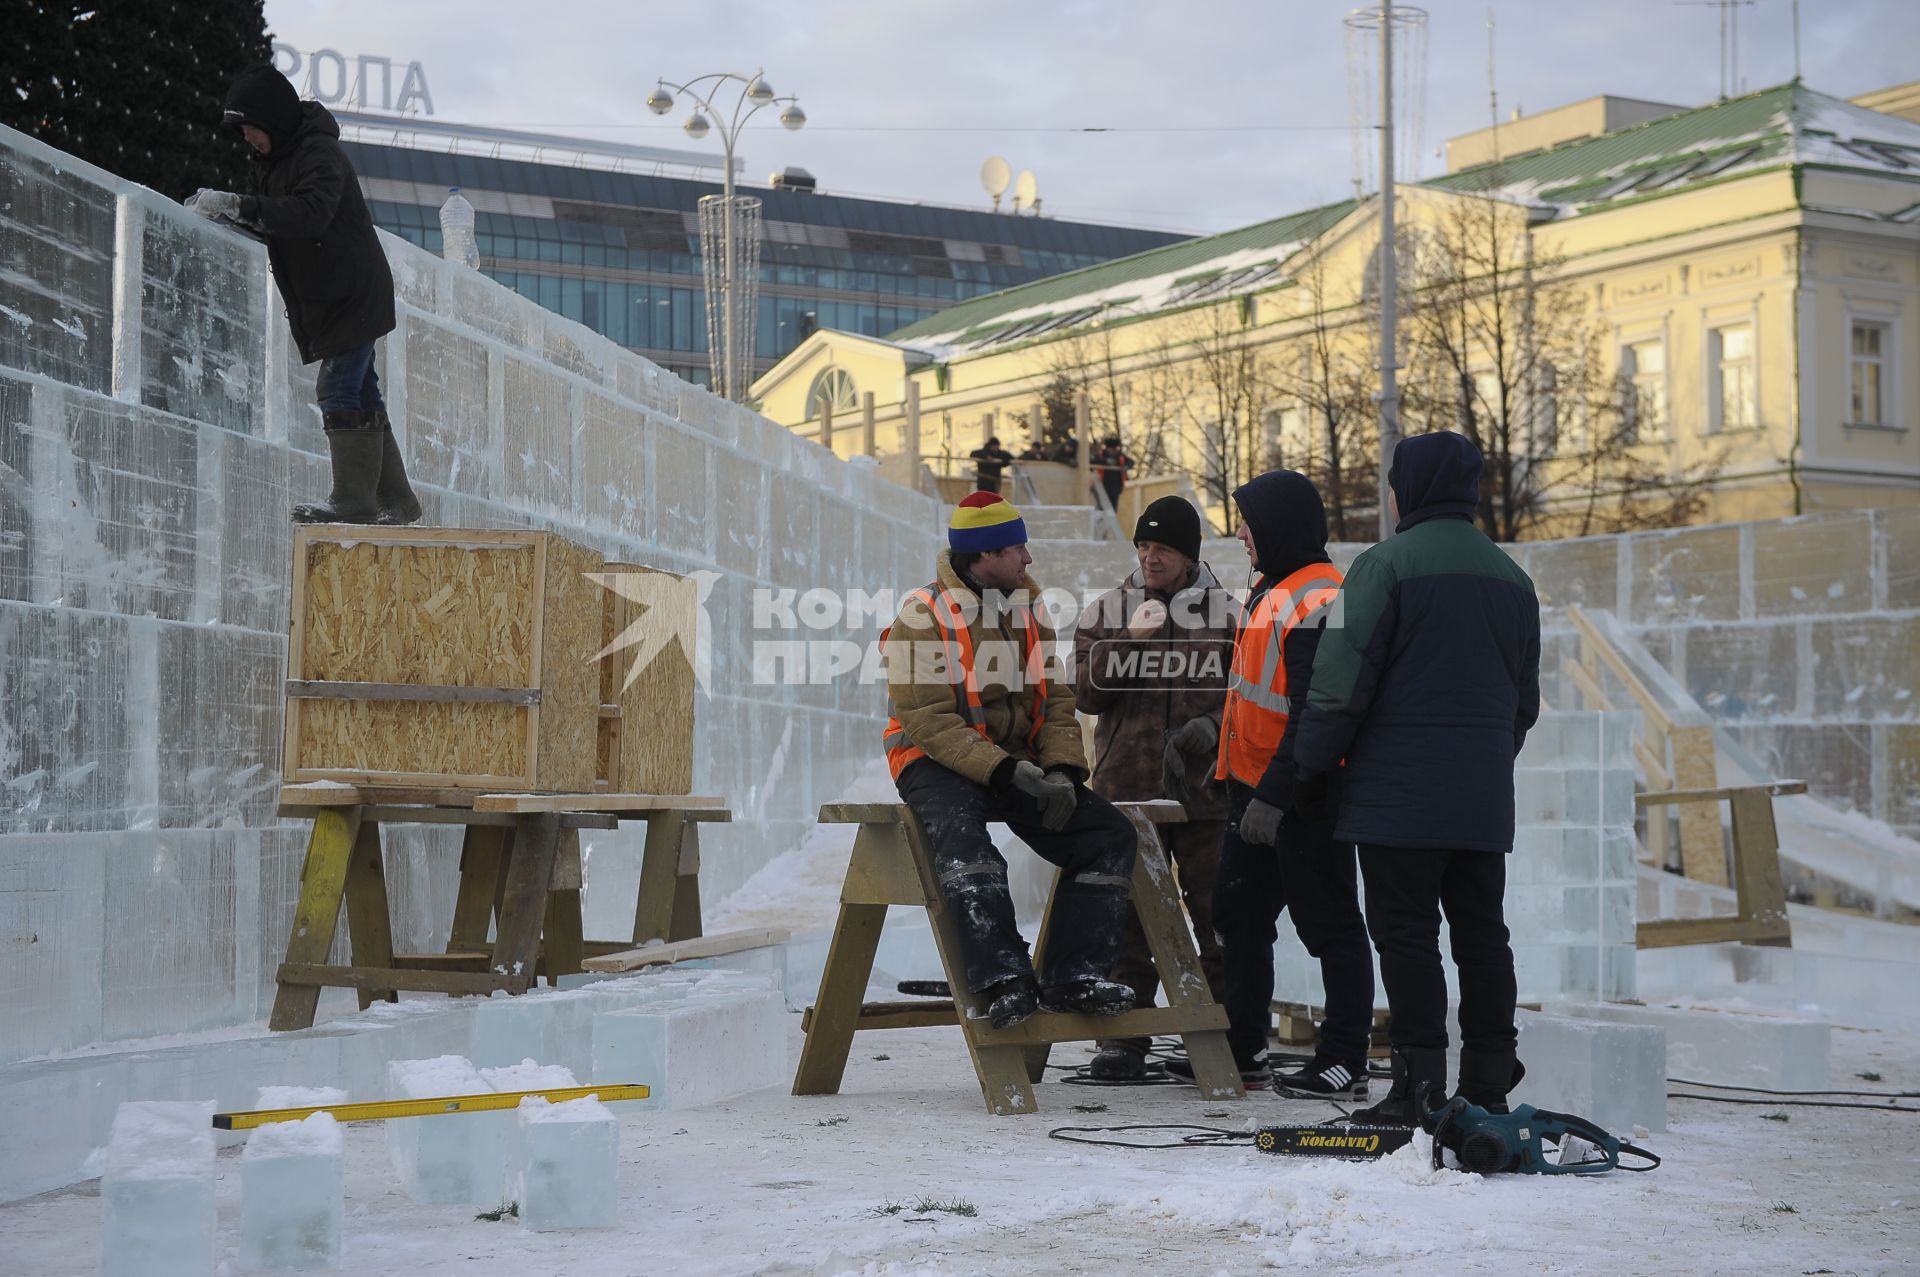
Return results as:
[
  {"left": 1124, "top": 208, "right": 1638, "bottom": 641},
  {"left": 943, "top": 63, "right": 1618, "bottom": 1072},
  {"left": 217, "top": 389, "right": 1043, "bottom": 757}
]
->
[{"left": 1292, "top": 431, "right": 1541, "bottom": 1126}]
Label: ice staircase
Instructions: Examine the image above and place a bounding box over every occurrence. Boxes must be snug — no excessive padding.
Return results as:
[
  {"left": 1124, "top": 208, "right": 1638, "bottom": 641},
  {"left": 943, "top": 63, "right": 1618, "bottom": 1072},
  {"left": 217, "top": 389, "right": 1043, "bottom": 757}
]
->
[{"left": 1575, "top": 609, "right": 1920, "bottom": 917}]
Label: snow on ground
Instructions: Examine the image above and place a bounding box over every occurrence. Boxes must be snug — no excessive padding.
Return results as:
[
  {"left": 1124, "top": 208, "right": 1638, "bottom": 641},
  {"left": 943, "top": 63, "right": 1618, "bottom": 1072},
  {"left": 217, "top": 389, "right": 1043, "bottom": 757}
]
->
[
  {"left": 710, "top": 759, "right": 901, "bottom": 935},
  {"left": 4, "top": 1015, "right": 1915, "bottom": 1275}
]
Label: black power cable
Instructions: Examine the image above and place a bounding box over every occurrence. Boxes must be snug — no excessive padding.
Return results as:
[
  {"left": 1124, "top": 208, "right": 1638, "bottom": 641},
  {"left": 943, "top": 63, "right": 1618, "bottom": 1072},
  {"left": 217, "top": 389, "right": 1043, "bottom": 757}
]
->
[
  {"left": 1668, "top": 1092, "right": 1920, "bottom": 1114},
  {"left": 1666, "top": 1077, "right": 1918, "bottom": 1099}
]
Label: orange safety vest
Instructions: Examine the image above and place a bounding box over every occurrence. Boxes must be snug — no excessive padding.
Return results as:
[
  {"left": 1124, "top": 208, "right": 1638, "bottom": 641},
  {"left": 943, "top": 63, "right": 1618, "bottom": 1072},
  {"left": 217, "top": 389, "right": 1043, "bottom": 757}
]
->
[
  {"left": 882, "top": 583, "right": 1048, "bottom": 781},
  {"left": 1215, "top": 562, "right": 1345, "bottom": 787}
]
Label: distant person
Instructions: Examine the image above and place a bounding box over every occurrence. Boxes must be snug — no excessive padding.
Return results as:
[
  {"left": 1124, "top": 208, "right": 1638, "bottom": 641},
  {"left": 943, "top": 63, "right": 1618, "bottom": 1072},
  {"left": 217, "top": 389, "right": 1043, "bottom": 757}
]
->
[
  {"left": 1071, "top": 496, "right": 1236, "bottom": 1081},
  {"left": 970, "top": 436, "right": 1015, "bottom": 493},
  {"left": 1293, "top": 431, "right": 1541, "bottom": 1126},
  {"left": 1095, "top": 436, "right": 1133, "bottom": 510},
  {"left": 189, "top": 64, "right": 420, "bottom": 526},
  {"left": 882, "top": 492, "right": 1138, "bottom": 1028},
  {"left": 1019, "top": 440, "right": 1049, "bottom": 462}
]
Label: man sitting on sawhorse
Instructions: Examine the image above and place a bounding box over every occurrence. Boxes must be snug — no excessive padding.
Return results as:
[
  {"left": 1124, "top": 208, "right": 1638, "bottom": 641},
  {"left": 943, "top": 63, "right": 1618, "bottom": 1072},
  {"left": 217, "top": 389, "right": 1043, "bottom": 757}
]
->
[{"left": 884, "top": 491, "right": 1138, "bottom": 1029}]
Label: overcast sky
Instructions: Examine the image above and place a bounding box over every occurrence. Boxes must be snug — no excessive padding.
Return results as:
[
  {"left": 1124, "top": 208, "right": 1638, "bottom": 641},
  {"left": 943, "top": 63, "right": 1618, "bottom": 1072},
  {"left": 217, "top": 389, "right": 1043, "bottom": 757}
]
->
[{"left": 265, "top": 0, "right": 1919, "bottom": 236}]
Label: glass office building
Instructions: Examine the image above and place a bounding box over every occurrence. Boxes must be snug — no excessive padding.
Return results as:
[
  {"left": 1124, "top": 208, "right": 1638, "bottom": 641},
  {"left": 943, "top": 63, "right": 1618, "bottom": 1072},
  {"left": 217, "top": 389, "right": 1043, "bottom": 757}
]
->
[{"left": 338, "top": 116, "right": 1187, "bottom": 388}]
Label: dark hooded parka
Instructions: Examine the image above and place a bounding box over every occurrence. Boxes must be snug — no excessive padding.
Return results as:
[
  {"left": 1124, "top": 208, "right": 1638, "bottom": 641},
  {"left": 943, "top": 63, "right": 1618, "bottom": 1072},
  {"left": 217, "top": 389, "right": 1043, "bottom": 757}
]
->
[
  {"left": 223, "top": 65, "right": 394, "bottom": 363},
  {"left": 1292, "top": 433, "right": 1541, "bottom": 853}
]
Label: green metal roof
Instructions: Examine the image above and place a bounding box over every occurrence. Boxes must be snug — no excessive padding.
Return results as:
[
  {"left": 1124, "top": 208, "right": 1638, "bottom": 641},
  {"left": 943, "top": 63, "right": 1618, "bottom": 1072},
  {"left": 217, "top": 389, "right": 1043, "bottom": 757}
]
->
[
  {"left": 1426, "top": 82, "right": 1803, "bottom": 204},
  {"left": 886, "top": 198, "right": 1357, "bottom": 342},
  {"left": 886, "top": 82, "right": 1920, "bottom": 346}
]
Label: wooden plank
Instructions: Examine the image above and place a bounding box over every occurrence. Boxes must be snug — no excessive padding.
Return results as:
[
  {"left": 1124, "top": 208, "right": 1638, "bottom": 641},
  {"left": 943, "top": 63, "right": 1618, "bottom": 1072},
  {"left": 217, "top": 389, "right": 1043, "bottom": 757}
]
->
[
  {"left": 669, "top": 822, "right": 703, "bottom": 942},
  {"left": 268, "top": 808, "right": 361, "bottom": 1031},
  {"left": 971, "top": 1003, "right": 1230, "bottom": 1046},
  {"left": 286, "top": 680, "right": 544, "bottom": 706},
  {"left": 491, "top": 813, "right": 561, "bottom": 981},
  {"left": 840, "top": 819, "right": 929, "bottom": 907},
  {"left": 472, "top": 792, "right": 728, "bottom": 813},
  {"left": 1729, "top": 786, "right": 1793, "bottom": 947},
  {"left": 601, "top": 562, "right": 697, "bottom": 795},
  {"left": 543, "top": 889, "right": 586, "bottom": 979},
  {"left": 582, "top": 927, "right": 792, "bottom": 974},
  {"left": 448, "top": 824, "right": 508, "bottom": 953},
  {"left": 1670, "top": 725, "right": 1729, "bottom": 887},
  {"left": 819, "top": 802, "right": 908, "bottom": 824},
  {"left": 277, "top": 962, "right": 530, "bottom": 996},
  {"left": 1110, "top": 799, "right": 1190, "bottom": 825},
  {"left": 792, "top": 904, "right": 887, "bottom": 1097},
  {"left": 1566, "top": 605, "right": 1682, "bottom": 736},
  {"left": 392, "top": 953, "right": 490, "bottom": 970},
  {"left": 632, "top": 811, "right": 684, "bottom": 944},
  {"left": 1635, "top": 917, "right": 1771, "bottom": 949},
  {"left": 341, "top": 820, "right": 398, "bottom": 1010},
  {"left": 799, "top": 999, "right": 960, "bottom": 1033},
  {"left": 1637, "top": 781, "right": 1809, "bottom": 807}
]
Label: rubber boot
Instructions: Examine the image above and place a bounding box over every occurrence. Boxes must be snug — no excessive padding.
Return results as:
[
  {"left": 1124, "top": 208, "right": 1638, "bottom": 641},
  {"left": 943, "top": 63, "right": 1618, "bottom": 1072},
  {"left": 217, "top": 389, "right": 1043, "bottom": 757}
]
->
[
  {"left": 1456, "top": 1048, "right": 1526, "bottom": 1115},
  {"left": 369, "top": 413, "right": 423, "bottom": 526},
  {"left": 1348, "top": 1046, "right": 1447, "bottom": 1127},
  {"left": 291, "top": 412, "right": 383, "bottom": 524}
]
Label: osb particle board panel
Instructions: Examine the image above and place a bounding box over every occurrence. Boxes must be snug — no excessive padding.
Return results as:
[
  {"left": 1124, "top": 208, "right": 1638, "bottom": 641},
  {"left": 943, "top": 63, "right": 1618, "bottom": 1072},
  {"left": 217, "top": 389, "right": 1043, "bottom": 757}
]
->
[
  {"left": 286, "top": 526, "right": 603, "bottom": 791},
  {"left": 533, "top": 534, "right": 603, "bottom": 792},
  {"left": 603, "top": 562, "right": 696, "bottom": 795}
]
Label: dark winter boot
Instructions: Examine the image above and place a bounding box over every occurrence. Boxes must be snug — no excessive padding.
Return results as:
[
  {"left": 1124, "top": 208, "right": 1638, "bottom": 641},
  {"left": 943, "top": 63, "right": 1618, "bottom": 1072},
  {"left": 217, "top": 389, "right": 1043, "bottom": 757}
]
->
[
  {"left": 369, "top": 413, "right": 422, "bottom": 526},
  {"left": 292, "top": 412, "right": 384, "bottom": 524},
  {"left": 1086, "top": 1043, "right": 1149, "bottom": 1081},
  {"left": 984, "top": 976, "right": 1039, "bottom": 1029},
  {"left": 1164, "top": 1048, "right": 1273, "bottom": 1091},
  {"left": 1347, "top": 1046, "right": 1447, "bottom": 1127},
  {"left": 1456, "top": 1048, "right": 1526, "bottom": 1115},
  {"left": 1039, "top": 978, "right": 1135, "bottom": 1017}
]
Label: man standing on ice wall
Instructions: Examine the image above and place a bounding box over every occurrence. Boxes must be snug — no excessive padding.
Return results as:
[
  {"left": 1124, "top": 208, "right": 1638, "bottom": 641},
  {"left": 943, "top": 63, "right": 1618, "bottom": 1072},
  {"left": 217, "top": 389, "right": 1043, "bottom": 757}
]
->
[
  {"left": 188, "top": 64, "right": 421, "bottom": 526},
  {"left": 882, "top": 491, "right": 1139, "bottom": 1030},
  {"left": 1293, "top": 431, "right": 1541, "bottom": 1126}
]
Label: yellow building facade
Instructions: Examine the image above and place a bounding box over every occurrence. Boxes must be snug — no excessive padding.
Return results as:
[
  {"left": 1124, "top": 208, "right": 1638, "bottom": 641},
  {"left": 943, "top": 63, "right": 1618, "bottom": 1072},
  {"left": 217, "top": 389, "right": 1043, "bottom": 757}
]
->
[{"left": 753, "top": 82, "right": 1920, "bottom": 537}]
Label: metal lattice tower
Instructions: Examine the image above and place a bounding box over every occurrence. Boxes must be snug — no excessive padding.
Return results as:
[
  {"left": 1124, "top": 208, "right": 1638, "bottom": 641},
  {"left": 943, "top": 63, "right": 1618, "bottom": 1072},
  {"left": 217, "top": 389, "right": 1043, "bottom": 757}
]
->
[{"left": 698, "top": 194, "right": 763, "bottom": 400}]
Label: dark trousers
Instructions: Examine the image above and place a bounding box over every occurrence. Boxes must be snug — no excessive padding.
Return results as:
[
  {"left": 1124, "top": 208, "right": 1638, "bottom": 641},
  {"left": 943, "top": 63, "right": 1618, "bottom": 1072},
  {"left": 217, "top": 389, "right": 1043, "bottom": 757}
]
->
[
  {"left": 1213, "top": 783, "right": 1375, "bottom": 1064},
  {"left": 315, "top": 342, "right": 385, "bottom": 415},
  {"left": 1097, "top": 819, "right": 1227, "bottom": 1055},
  {"left": 1357, "top": 844, "right": 1517, "bottom": 1056},
  {"left": 896, "top": 760, "right": 1136, "bottom": 993}
]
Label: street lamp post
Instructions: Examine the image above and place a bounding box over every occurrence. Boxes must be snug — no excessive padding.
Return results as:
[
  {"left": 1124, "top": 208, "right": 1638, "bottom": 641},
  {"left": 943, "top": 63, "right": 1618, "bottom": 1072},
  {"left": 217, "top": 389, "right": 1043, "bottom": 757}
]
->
[{"left": 647, "top": 70, "right": 806, "bottom": 401}]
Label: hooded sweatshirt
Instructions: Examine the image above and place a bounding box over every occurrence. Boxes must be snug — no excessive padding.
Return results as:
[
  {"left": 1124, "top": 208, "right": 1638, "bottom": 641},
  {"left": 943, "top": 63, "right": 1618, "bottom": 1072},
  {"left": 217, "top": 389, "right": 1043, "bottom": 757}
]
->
[
  {"left": 1293, "top": 432, "right": 1541, "bottom": 852},
  {"left": 223, "top": 66, "right": 395, "bottom": 364},
  {"left": 1228, "top": 469, "right": 1336, "bottom": 808}
]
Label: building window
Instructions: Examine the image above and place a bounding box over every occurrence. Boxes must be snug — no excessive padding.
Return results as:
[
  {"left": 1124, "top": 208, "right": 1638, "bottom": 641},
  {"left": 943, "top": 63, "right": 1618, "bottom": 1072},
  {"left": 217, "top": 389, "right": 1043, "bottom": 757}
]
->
[
  {"left": 806, "top": 367, "right": 858, "bottom": 420},
  {"left": 1710, "top": 324, "right": 1755, "bottom": 432},
  {"left": 1850, "top": 320, "right": 1889, "bottom": 425},
  {"left": 1620, "top": 338, "right": 1666, "bottom": 442}
]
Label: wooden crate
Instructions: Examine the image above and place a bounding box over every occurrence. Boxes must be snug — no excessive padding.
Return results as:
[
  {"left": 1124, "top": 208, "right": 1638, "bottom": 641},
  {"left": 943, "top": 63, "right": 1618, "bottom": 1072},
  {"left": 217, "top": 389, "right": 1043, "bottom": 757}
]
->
[
  {"left": 284, "top": 526, "right": 604, "bottom": 791},
  {"left": 597, "top": 561, "right": 696, "bottom": 794}
]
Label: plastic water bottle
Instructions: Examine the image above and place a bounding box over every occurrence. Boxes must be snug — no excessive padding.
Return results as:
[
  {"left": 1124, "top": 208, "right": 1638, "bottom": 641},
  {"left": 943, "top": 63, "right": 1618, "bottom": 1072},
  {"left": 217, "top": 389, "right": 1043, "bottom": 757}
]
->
[{"left": 439, "top": 187, "right": 479, "bottom": 268}]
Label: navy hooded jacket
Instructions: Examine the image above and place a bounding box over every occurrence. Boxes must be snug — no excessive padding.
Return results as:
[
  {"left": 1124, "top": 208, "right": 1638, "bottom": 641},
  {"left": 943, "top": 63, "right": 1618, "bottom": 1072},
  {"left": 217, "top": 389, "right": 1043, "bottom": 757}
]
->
[{"left": 1292, "top": 433, "right": 1541, "bottom": 852}]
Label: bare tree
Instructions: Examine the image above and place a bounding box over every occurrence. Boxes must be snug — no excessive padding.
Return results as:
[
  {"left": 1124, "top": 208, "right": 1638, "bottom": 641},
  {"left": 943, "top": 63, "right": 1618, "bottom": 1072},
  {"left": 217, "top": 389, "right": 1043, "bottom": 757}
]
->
[
  {"left": 1403, "top": 196, "right": 1721, "bottom": 541},
  {"left": 1273, "top": 251, "right": 1382, "bottom": 541},
  {"left": 1167, "top": 299, "right": 1278, "bottom": 516}
]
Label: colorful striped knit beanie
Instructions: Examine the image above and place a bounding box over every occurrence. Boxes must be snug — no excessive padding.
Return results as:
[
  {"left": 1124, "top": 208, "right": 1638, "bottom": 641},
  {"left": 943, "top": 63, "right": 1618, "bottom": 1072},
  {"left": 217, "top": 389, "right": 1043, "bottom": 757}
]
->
[{"left": 948, "top": 491, "right": 1028, "bottom": 553}]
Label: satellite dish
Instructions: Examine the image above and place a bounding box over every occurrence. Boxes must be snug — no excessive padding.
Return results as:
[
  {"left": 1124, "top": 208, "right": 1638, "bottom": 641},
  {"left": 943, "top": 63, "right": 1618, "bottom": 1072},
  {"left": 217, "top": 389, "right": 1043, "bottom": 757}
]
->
[
  {"left": 980, "top": 156, "right": 1011, "bottom": 210},
  {"left": 1013, "top": 169, "right": 1038, "bottom": 213}
]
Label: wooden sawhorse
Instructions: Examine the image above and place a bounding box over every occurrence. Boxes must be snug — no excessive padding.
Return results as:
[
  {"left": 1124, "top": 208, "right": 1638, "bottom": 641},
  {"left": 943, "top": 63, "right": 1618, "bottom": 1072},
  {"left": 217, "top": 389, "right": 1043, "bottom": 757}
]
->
[
  {"left": 268, "top": 784, "right": 731, "bottom": 1031},
  {"left": 793, "top": 799, "right": 1245, "bottom": 1114}
]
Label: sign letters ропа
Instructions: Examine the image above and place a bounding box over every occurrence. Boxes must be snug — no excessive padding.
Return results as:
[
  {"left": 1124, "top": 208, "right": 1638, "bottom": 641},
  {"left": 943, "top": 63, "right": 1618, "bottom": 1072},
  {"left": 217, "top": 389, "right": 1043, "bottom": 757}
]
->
[{"left": 271, "top": 42, "right": 435, "bottom": 117}]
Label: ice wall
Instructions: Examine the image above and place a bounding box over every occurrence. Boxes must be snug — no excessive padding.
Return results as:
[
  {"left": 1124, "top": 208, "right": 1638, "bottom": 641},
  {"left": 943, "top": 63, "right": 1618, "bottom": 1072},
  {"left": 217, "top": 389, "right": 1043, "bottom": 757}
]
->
[
  {"left": 1509, "top": 511, "right": 1920, "bottom": 848},
  {"left": 0, "top": 123, "right": 941, "bottom": 1062}
]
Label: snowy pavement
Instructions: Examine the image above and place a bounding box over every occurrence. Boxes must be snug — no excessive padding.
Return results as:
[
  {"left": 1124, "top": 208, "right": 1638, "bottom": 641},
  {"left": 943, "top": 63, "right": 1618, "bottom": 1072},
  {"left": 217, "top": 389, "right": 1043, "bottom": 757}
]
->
[{"left": 3, "top": 1015, "right": 1916, "bottom": 1275}]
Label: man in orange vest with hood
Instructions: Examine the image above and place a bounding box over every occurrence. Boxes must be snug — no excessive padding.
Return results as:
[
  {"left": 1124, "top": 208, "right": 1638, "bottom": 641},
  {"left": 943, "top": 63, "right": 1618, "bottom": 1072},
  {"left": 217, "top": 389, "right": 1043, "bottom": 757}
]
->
[
  {"left": 1171, "top": 469, "right": 1374, "bottom": 1094},
  {"left": 883, "top": 492, "right": 1139, "bottom": 1029}
]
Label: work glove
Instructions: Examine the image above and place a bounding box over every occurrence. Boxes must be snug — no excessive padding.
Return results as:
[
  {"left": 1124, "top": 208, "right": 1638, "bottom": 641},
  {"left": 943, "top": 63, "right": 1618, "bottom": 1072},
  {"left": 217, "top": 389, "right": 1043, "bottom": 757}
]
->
[
  {"left": 1160, "top": 716, "right": 1218, "bottom": 806},
  {"left": 185, "top": 189, "right": 244, "bottom": 220},
  {"left": 1011, "top": 760, "right": 1076, "bottom": 832},
  {"left": 1292, "top": 770, "right": 1335, "bottom": 826},
  {"left": 1238, "top": 796, "right": 1283, "bottom": 847}
]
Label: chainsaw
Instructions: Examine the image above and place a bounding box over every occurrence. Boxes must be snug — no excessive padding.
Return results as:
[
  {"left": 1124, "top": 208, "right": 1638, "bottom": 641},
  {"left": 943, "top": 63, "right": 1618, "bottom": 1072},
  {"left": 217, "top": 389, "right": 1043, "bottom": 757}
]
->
[{"left": 1254, "top": 1101, "right": 1659, "bottom": 1174}]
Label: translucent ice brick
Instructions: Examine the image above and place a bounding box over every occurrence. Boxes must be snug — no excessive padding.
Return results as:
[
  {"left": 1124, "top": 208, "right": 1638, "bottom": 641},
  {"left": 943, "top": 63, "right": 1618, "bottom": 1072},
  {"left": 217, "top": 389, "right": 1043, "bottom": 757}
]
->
[
  {"left": 515, "top": 1096, "right": 619, "bottom": 1230},
  {"left": 101, "top": 1100, "right": 217, "bottom": 1277},
  {"left": 241, "top": 1113, "right": 343, "bottom": 1270}
]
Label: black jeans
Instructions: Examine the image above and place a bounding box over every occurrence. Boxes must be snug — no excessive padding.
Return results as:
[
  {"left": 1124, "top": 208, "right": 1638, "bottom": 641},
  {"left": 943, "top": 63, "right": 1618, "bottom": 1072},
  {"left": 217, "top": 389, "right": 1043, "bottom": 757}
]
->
[
  {"left": 1213, "top": 782, "right": 1374, "bottom": 1064},
  {"left": 896, "top": 760, "right": 1136, "bottom": 993},
  {"left": 1357, "top": 844, "right": 1517, "bottom": 1056}
]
